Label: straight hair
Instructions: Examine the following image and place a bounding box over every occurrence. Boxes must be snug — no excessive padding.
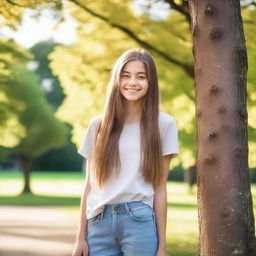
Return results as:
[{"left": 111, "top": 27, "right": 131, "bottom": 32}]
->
[{"left": 91, "top": 48, "right": 163, "bottom": 188}]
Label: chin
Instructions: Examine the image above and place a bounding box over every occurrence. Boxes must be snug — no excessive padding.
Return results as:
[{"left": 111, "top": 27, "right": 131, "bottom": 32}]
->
[
  {"left": 125, "top": 97, "right": 143, "bottom": 102},
  {"left": 121, "top": 93, "right": 146, "bottom": 102}
]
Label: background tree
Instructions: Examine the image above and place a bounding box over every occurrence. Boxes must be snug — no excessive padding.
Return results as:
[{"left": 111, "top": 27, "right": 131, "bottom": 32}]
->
[
  {"left": 29, "top": 41, "right": 83, "bottom": 172},
  {"left": 0, "top": 39, "right": 68, "bottom": 193},
  {"left": 30, "top": 41, "right": 65, "bottom": 110},
  {"left": 189, "top": 0, "right": 256, "bottom": 255},
  {"left": 0, "top": 40, "right": 30, "bottom": 147}
]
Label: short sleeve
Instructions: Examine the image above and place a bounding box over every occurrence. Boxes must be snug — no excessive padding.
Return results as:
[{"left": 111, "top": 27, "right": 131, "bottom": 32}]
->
[
  {"left": 77, "top": 116, "right": 101, "bottom": 160},
  {"left": 161, "top": 118, "right": 179, "bottom": 157}
]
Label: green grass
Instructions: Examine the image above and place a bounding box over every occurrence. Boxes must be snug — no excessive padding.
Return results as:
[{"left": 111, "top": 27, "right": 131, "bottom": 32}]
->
[
  {"left": 0, "top": 171, "right": 84, "bottom": 180},
  {"left": 0, "top": 171, "right": 85, "bottom": 202},
  {"left": 0, "top": 171, "right": 256, "bottom": 256},
  {"left": 0, "top": 194, "right": 81, "bottom": 206}
]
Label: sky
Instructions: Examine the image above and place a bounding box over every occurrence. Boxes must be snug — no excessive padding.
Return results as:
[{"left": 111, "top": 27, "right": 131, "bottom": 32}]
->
[{"left": 0, "top": 8, "right": 78, "bottom": 48}]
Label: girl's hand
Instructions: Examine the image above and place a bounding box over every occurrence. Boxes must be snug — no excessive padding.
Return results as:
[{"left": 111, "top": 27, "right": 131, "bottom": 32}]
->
[
  {"left": 72, "top": 239, "right": 88, "bottom": 256},
  {"left": 156, "top": 249, "right": 169, "bottom": 256}
]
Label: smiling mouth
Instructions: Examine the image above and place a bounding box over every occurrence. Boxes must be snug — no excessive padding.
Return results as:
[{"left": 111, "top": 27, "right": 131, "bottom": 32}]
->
[{"left": 125, "top": 88, "right": 141, "bottom": 91}]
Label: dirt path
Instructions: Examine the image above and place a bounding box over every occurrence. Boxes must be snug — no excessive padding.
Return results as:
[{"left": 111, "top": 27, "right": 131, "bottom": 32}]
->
[{"left": 0, "top": 206, "right": 78, "bottom": 256}]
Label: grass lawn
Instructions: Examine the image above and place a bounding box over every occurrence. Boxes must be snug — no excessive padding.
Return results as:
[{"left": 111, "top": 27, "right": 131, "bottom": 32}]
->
[{"left": 0, "top": 171, "right": 256, "bottom": 256}]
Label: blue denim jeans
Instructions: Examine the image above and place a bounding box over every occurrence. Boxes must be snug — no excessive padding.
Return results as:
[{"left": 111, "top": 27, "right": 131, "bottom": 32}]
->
[{"left": 86, "top": 201, "right": 158, "bottom": 256}]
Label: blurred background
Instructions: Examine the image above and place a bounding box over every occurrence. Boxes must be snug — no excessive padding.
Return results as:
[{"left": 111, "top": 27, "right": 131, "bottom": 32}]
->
[{"left": 0, "top": 1, "right": 255, "bottom": 256}]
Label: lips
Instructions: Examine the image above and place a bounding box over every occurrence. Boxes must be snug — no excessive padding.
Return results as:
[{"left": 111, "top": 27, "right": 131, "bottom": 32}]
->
[{"left": 125, "top": 88, "right": 141, "bottom": 91}]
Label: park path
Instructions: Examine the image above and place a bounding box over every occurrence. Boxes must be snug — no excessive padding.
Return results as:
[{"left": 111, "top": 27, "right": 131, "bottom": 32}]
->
[{"left": 0, "top": 206, "right": 78, "bottom": 256}]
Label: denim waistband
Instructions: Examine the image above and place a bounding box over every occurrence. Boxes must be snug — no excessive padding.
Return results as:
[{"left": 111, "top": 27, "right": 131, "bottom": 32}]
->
[{"left": 103, "top": 201, "right": 152, "bottom": 215}]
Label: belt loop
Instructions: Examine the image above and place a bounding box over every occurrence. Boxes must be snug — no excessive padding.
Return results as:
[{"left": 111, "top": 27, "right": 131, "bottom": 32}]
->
[
  {"left": 124, "top": 203, "right": 130, "bottom": 213},
  {"left": 100, "top": 206, "right": 105, "bottom": 220}
]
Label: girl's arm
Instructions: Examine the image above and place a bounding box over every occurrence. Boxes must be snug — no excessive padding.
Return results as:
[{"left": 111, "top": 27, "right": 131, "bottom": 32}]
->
[
  {"left": 154, "top": 154, "right": 173, "bottom": 255},
  {"left": 72, "top": 160, "right": 91, "bottom": 256}
]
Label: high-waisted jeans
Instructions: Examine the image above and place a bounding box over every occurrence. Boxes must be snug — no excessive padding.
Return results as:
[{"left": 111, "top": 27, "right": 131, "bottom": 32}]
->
[{"left": 86, "top": 201, "right": 158, "bottom": 256}]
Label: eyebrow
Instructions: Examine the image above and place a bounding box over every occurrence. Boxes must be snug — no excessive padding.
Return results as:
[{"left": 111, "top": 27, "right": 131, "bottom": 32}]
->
[{"left": 121, "top": 71, "right": 147, "bottom": 75}]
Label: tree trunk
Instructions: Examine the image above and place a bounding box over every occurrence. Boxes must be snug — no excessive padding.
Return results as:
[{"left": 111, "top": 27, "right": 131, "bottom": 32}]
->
[
  {"left": 188, "top": 1, "right": 256, "bottom": 255},
  {"left": 19, "top": 154, "right": 32, "bottom": 194}
]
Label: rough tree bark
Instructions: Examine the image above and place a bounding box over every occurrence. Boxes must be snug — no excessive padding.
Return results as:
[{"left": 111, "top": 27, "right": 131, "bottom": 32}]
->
[{"left": 188, "top": 1, "right": 256, "bottom": 255}]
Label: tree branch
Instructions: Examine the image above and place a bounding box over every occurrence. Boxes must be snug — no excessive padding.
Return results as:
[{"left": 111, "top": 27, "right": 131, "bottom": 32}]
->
[
  {"left": 6, "top": 0, "right": 31, "bottom": 8},
  {"left": 164, "top": 0, "right": 191, "bottom": 25},
  {"left": 69, "top": 0, "right": 194, "bottom": 78},
  {"left": 185, "top": 90, "right": 195, "bottom": 102}
]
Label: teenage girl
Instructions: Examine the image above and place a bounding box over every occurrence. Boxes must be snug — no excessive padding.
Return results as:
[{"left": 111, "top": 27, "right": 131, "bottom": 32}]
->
[{"left": 72, "top": 48, "right": 179, "bottom": 256}]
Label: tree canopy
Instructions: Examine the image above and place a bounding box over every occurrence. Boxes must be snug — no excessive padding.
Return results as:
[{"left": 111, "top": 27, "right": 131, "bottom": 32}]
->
[
  {"left": 0, "top": 39, "right": 67, "bottom": 157},
  {"left": 1, "top": 0, "right": 256, "bottom": 168},
  {"left": 49, "top": 0, "right": 256, "bottom": 168}
]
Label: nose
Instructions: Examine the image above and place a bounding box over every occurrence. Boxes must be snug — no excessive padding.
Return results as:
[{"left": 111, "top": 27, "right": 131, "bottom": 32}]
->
[{"left": 128, "top": 77, "right": 138, "bottom": 86}]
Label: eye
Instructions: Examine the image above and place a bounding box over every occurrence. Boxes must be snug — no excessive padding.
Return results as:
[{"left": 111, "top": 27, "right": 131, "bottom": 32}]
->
[
  {"left": 138, "top": 76, "right": 146, "bottom": 79},
  {"left": 121, "top": 74, "right": 129, "bottom": 78}
]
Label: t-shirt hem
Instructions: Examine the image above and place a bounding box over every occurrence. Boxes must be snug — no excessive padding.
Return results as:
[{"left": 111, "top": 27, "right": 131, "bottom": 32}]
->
[
  {"left": 162, "top": 151, "right": 179, "bottom": 157},
  {"left": 77, "top": 149, "right": 91, "bottom": 160}
]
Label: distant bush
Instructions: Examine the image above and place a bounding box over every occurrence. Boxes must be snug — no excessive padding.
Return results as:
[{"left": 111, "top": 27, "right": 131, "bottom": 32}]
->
[
  {"left": 250, "top": 168, "right": 256, "bottom": 183},
  {"left": 168, "top": 166, "right": 184, "bottom": 182},
  {"left": 168, "top": 167, "right": 256, "bottom": 184}
]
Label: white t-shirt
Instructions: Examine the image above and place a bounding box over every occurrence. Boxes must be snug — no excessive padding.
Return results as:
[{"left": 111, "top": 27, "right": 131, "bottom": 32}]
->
[{"left": 78, "top": 111, "right": 179, "bottom": 219}]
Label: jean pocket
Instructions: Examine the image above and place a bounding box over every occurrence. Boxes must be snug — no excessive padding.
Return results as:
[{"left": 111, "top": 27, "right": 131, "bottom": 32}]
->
[
  {"left": 128, "top": 205, "right": 154, "bottom": 221},
  {"left": 87, "top": 214, "right": 100, "bottom": 227}
]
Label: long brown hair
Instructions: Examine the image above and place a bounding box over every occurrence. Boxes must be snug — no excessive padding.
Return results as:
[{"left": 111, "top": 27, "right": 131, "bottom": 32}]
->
[{"left": 92, "top": 48, "right": 163, "bottom": 188}]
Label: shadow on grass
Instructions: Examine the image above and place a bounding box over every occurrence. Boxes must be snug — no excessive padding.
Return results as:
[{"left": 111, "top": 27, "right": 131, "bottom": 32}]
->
[
  {"left": 0, "top": 195, "right": 198, "bottom": 208},
  {"left": 0, "top": 194, "right": 81, "bottom": 206}
]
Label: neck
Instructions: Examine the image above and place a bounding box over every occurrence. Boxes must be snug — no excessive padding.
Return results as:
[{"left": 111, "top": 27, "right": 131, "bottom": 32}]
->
[{"left": 124, "top": 101, "right": 143, "bottom": 123}]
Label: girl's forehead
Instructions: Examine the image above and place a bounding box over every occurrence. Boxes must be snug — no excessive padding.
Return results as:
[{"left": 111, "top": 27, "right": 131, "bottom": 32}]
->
[{"left": 122, "top": 60, "right": 146, "bottom": 72}]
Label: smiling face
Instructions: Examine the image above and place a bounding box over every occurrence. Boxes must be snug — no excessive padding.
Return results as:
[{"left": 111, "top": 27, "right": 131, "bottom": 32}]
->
[{"left": 119, "top": 60, "right": 149, "bottom": 103}]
